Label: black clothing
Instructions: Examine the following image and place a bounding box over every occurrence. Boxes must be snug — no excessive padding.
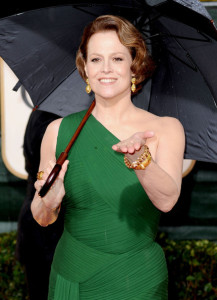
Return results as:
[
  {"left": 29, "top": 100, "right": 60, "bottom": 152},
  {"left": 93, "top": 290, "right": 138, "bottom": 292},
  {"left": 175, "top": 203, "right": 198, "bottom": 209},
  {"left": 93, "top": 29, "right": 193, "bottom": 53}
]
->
[{"left": 16, "top": 110, "right": 64, "bottom": 300}]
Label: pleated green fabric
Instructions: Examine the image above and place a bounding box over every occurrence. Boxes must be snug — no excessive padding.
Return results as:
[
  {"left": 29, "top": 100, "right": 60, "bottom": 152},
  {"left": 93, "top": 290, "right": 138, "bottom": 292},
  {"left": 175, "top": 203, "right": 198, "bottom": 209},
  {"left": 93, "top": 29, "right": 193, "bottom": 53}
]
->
[{"left": 48, "top": 110, "right": 168, "bottom": 300}]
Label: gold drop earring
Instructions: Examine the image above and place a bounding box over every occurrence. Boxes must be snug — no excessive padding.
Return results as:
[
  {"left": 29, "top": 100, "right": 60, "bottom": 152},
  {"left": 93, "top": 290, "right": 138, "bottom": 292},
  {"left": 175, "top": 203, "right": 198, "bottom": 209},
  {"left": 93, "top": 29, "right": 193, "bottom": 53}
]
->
[
  {"left": 131, "top": 77, "right": 136, "bottom": 93},
  {"left": 85, "top": 78, "right": 91, "bottom": 94}
]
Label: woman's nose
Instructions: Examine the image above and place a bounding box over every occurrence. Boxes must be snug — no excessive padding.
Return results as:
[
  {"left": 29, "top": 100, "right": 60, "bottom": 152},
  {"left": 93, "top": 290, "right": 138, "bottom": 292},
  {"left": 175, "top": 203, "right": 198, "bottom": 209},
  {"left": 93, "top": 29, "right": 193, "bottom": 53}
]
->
[{"left": 101, "top": 60, "right": 112, "bottom": 73}]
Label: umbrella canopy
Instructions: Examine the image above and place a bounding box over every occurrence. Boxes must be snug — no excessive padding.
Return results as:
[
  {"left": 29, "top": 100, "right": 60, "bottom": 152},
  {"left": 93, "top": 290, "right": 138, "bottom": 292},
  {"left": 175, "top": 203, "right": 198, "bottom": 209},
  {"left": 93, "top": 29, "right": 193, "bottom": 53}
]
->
[{"left": 0, "top": 0, "right": 217, "bottom": 163}]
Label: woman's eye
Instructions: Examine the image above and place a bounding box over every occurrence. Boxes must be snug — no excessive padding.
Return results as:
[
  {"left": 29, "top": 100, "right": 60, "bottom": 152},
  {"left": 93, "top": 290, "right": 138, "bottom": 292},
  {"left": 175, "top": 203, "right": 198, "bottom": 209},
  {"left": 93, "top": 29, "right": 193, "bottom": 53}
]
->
[
  {"left": 91, "top": 58, "right": 100, "bottom": 62},
  {"left": 113, "top": 57, "right": 123, "bottom": 62}
]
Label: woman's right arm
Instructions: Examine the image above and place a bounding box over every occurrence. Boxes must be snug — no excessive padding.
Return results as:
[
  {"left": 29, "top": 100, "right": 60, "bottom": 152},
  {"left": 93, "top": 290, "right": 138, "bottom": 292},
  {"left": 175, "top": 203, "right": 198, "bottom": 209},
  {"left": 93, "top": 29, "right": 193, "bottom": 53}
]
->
[{"left": 30, "top": 118, "right": 69, "bottom": 227}]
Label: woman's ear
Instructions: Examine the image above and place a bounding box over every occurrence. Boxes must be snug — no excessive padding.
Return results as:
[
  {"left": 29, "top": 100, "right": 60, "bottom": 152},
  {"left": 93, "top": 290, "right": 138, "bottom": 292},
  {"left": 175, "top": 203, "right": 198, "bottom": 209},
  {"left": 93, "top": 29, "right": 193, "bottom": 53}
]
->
[{"left": 84, "top": 64, "right": 88, "bottom": 78}]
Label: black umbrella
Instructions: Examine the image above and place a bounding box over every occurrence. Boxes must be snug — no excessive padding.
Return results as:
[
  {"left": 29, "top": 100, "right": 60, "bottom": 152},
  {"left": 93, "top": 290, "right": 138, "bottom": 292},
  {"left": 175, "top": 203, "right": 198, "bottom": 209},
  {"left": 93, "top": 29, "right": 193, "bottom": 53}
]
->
[
  {"left": 145, "top": 1, "right": 217, "bottom": 163},
  {"left": 1, "top": 0, "right": 217, "bottom": 193}
]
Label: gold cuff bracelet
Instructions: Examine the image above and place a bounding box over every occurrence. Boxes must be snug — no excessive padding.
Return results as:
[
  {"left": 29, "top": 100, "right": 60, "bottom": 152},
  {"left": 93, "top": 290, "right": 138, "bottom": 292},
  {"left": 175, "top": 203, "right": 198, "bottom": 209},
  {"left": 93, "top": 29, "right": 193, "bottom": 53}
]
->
[{"left": 124, "top": 145, "right": 152, "bottom": 170}]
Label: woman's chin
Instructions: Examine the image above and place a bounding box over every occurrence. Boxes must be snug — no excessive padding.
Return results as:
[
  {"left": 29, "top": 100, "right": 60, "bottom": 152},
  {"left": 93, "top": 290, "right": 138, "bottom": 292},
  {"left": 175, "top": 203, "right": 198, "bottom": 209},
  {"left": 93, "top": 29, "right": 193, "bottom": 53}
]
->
[
  {"left": 95, "top": 89, "right": 129, "bottom": 101},
  {"left": 95, "top": 92, "right": 118, "bottom": 100}
]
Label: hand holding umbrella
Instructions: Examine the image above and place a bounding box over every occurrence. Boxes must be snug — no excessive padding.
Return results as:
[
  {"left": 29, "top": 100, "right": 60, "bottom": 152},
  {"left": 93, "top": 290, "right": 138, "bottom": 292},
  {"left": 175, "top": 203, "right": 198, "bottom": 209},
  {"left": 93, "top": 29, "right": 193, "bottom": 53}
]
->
[{"left": 32, "top": 160, "right": 69, "bottom": 227}]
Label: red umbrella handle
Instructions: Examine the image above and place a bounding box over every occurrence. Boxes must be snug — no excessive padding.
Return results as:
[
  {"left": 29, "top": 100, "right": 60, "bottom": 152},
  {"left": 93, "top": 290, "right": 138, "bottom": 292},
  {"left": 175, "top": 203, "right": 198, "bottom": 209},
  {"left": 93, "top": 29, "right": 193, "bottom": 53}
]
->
[
  {"left": 38, "top": 152, "right": 67, "bottom": 197},
  {"left": 39, "top": 99, "right": 96, "bottom": 197}
]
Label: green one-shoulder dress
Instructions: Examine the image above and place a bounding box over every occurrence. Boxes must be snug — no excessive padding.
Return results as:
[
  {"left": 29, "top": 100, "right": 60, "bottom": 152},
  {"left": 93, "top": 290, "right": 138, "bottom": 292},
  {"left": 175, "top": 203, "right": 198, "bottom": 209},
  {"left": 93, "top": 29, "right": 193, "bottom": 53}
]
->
[{"left": 48, "top": 110, "right": 168, "bottom": 300}]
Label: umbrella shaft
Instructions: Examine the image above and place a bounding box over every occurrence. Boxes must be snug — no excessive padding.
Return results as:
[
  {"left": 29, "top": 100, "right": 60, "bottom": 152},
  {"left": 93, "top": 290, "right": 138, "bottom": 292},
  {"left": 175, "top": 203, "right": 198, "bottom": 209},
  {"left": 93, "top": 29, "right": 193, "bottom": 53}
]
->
[{"left": 38, "top": 99, "right": 96, "bottom": 197}]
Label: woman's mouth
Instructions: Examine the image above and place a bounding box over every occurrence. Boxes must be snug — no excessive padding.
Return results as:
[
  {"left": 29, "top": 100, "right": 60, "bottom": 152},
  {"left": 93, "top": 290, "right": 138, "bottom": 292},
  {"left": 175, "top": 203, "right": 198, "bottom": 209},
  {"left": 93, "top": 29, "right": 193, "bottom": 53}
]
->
[{"left": 99, "top": 78, "right": 117, "bottom": 83}]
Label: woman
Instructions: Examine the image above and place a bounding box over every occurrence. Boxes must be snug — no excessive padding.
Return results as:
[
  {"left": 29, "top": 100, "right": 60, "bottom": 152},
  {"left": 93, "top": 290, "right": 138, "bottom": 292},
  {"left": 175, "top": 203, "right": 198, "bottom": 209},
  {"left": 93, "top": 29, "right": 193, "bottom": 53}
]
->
[{"left": 31, "top": 15, "right": 185, "bottom": 299}]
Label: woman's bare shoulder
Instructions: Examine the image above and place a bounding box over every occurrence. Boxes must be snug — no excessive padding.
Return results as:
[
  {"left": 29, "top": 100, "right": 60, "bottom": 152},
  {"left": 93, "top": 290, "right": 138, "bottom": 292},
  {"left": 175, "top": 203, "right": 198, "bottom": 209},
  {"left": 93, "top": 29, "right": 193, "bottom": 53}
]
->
[
  {"left": 160, "top": 116, "right": 184, "bottom": 134},
  {"left": 41, "top": 118, "right": 63, "bottom": 159},
  {"left": 40, "top": 118, "right": 62, "bottom": 143},
  {"left": 46, "top": 118, "right": 63, "bottom": 133},
  {"left": 136, "top": 109, "right": 185, "bottom": 145},
  {"left": 139, "top": 109, "right": 184, "bottom": 132}
]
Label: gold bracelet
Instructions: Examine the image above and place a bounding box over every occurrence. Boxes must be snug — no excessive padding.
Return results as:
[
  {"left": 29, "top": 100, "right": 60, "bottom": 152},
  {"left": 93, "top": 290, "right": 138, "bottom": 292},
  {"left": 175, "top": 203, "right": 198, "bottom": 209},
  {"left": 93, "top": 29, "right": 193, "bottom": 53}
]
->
[{"left": 124, "top": 145, "right": 152, "bottom": 170}]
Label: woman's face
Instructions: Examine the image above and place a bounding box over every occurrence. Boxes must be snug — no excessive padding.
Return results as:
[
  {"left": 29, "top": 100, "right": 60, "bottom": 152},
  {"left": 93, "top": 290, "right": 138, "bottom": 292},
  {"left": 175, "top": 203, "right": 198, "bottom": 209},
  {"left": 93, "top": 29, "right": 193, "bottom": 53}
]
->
[{"left": 84, "top": 30, "right": 133, "bottom": 101}]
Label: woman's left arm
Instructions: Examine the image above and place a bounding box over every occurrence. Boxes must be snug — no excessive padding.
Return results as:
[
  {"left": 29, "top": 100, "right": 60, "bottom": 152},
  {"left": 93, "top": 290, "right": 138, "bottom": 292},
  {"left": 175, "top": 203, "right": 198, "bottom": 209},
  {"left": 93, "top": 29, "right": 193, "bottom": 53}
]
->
[{"left": 112, "top": 118, "right": 185, "bottom": 212}]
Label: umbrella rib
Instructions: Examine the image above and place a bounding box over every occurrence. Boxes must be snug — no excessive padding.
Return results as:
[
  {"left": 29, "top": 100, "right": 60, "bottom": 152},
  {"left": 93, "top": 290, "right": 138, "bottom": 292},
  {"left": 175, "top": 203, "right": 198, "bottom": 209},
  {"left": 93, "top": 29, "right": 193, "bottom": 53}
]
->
[
  {"left": 168, "top": 37, "right": 198, "bottom": 72},
  {"left": 35, "top": 67, "right": 78, "bottom": 109},
  {"left": 72, "top": 3, "right": 141, "bottom": 18},
  {"left": 142, "top": 28, "right": 211, "bottom": 43},
  {"left": 139, "top": 8, "right": 213, "bottom": 44},
  {"left": 166, "top": 49, "right": 197, "bottom": 72},
  {"left": 72, "top": 6, "right": 105, "bottom": 17},
  {"left": 163, "top": 33, "right": 211, "bottom": 43},
  {"left": 146, "top": 29, "right": 209, "bottom": 72},
  {"left": 142, "top": 11, "right": 162, "bottom": 27},
  {"left": 170, "top": 38, "right": 217, "bottom": 107}
]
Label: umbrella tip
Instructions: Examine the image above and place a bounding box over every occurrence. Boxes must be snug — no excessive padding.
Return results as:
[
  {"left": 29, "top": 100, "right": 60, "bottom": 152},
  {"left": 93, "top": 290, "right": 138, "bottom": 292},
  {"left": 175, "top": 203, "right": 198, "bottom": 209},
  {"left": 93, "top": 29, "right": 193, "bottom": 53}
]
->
[{"left": 210, "top": 19, "right": 217, "bottom": 32}]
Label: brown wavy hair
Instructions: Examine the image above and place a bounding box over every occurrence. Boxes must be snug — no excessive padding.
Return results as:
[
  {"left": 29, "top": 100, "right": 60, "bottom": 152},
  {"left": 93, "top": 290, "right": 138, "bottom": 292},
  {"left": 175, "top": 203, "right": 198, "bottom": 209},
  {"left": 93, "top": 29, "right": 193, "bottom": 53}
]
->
[{"left": 76, "top": 15, "right": 155, "bottom": 93}]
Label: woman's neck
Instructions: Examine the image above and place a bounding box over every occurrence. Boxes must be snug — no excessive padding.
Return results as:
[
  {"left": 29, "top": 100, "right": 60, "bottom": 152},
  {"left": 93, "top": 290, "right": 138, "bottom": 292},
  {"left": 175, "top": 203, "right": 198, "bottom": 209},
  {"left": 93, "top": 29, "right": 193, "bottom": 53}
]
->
[{"left": 92, "top": 95, "right": 137, "bottom": 126}]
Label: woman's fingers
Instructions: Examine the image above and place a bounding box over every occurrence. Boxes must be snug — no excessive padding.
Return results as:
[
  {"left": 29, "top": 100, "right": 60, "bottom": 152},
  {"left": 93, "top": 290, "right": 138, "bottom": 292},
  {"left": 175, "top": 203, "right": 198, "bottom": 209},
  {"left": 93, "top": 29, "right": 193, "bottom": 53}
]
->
[
  {"left": 34, "top": 179, "right": 46, "bottom": 192},
  {"left": 35, "top": 159, "right": 69, "bottom": 194},
  {"left": 112, "top": 142, "right": 141, "bottom": 153},
  {"left": 58, "top": 160, "right": 69, "bottom": 181},
  {"left": 112, "top": 131, "right": 154, "bottom": 154},
  {"left": 42, "top": 178, "right": 65, "bottom": 210}
]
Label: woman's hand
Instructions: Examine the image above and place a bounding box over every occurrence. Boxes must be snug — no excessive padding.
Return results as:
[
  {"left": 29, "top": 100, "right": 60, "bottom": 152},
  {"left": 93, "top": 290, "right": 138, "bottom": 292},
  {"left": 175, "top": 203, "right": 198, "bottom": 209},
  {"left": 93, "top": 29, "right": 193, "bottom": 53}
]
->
[
  {"left": 112, "top": 131, "right": 154, "bottom": 162},
  {"left": 34, "top": 160, "right": 69, "bottom": 211},
  {"left": 31, "top": 159, "right": 69, "bottom": 226},
  {"left": 112, "top": 131, "right": 154, "bottom": 154}
]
